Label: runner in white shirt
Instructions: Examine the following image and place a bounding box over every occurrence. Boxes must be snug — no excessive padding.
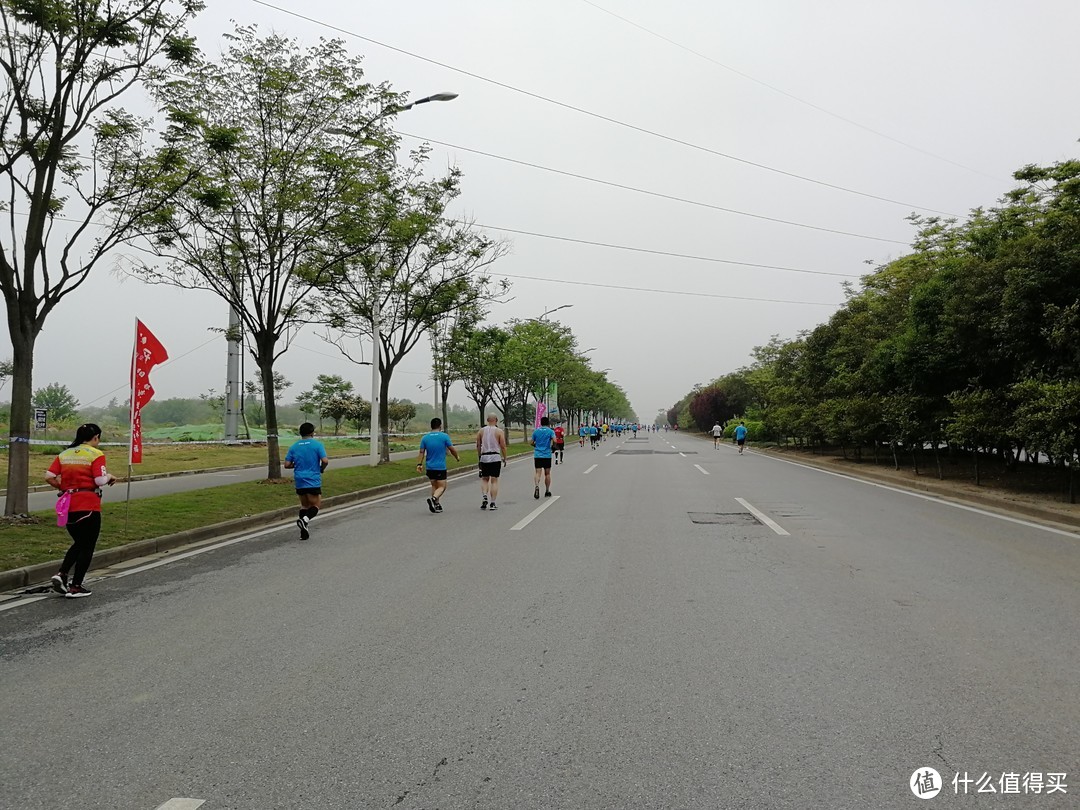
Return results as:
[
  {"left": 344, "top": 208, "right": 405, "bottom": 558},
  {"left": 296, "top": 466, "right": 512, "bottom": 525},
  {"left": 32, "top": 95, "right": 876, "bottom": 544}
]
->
[
  {"left": 711, "top": 422, "right": 724, "bottom": 449},
  {"left": 475, "top": 414, "right": 507, "bottom": 510}
]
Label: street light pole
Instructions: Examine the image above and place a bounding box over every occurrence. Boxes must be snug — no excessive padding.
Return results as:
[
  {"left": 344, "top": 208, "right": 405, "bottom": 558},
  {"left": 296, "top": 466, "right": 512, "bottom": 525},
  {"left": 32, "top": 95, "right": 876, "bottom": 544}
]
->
[{"left": 369, "top": 296, "right": 380, "bottom": 467}]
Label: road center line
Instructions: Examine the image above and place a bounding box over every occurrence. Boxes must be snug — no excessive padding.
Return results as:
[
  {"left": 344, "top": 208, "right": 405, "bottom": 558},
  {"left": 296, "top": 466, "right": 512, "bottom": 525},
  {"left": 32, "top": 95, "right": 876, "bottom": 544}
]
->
[
  {"left": 155, "top": 800, "right": 206, "bottom": 810},
  {"left": 510, "top": 495, "right": 560, "bottom": 531},
  {"left": 583, "top": 464, "right": 597, "bottom": 474},
  {"left": 694, "top": 464, "right": 710, "bottom": 475},
  {"left": 735, "top": 497, "right": 790, "bottom": 536},
  {"left": 679, "top": 452, "right": 686, "bottom": 457}
]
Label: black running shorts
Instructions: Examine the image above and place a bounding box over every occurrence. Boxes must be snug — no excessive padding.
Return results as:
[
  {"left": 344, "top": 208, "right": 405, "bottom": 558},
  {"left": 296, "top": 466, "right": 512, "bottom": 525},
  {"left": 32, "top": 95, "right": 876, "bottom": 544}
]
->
[
  {"left": 295, "top": 486, "right": 322, "bottom": 496},
  {"left": 425, "top": 469, "right": 448, "bottom": 481},
  {"left": 534, "top": 457, "right": 552, "bottom": 469},
  {"left": 479, "top": 461, "right": 502, "bottom": 478}
]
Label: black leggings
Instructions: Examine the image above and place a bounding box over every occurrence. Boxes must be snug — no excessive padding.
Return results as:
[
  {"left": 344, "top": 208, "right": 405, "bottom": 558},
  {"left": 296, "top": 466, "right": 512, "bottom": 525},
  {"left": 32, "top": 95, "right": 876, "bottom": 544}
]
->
[{"left": 61, "top": 511, "right": 102, "bottom": 586}]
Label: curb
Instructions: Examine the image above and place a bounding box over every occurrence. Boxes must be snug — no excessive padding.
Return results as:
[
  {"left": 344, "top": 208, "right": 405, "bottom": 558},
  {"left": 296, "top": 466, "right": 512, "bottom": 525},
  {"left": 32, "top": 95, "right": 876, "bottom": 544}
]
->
[{"left": 0, "top": 459, "right": 515, "bottom": 594}]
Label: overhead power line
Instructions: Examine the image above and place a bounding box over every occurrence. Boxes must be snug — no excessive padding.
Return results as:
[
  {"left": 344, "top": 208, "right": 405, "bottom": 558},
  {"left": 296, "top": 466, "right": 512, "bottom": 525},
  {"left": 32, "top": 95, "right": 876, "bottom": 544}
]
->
[
  {"left": 248, "top": 0, "right": 960, "bottom": 216},
  {"left": 493, "top": 271, "right": 839, "bottom": 307},
  {"left": 402, "top": 131, "right": 908, "bottom": 245},
  {"left": 463, "top": 222, "right": 865, "bottom": 278},
  {"left": 580, "top": 0, "right": 1002, "bottom": 183}
]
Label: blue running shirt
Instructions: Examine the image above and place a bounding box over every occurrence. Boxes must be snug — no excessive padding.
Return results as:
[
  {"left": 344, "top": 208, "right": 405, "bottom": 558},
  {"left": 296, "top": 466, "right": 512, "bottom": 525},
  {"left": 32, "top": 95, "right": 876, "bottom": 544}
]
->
[
  {"left": 420, "top": 431, "right": 454, "bottom": 470},
  {"left": 532, "top": 427, "right": 556, "bottom": 459},
  {"left": 285, "top": 438, "right": 328, "bottom": 488}
]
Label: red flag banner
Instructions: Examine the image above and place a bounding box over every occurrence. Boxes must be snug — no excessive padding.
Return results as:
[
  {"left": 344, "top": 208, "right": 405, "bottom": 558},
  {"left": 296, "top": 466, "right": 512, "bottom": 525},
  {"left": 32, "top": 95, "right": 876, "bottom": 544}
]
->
[{"left": 129, "top": 320, "right": 169, "bottom": 464}]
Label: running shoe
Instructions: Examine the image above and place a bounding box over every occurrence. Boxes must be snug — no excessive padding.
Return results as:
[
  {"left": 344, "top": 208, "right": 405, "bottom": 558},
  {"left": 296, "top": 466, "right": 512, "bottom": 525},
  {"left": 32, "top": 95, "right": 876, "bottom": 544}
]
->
[
  {"left": 50, "top": 573, "right": 68, "bottom": 595},
  {"left": 65, "top": 584, "right": 92, "bottom": 598},
  {"left": 545, "top": 490, "right": 552, "bottom": 498},
  {"left": 296, "top": 517, "right": 310, "bottom": 540},
  {"left": 426, "top": 497, "right": 436, "bottom": 513},
  {"left": 481, "top": 497, "right": 488, "bottom": 510},
  {"left": 488, "top": 502, "right": 498, "bottom": 510},
  {"left": 534, "top": 486, "right": 540, "bottom": 500},
  {"left": 434, "top": 500, "right": 443, "bottom": 513}
]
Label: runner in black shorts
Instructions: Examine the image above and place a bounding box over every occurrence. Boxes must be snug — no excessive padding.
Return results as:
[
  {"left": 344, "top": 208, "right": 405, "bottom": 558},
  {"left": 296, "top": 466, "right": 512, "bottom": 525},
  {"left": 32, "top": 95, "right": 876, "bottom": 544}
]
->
[{"left": 475, "top": 414, "right": 507, "bottom": 510}]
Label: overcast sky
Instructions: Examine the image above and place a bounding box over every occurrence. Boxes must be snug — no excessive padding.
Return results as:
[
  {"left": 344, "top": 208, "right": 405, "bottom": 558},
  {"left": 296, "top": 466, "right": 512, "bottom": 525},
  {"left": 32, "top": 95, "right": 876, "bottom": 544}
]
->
[{"left": 9, "top": 0, "right": 1080, "bottom": 421}]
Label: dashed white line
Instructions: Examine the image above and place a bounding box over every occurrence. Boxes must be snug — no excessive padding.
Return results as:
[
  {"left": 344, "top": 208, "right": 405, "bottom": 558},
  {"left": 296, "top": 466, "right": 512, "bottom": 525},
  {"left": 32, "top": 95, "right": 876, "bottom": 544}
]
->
[
  {"left": 155, "top": 800, "right": 206, "bottom": 810},
  {"left": 735, "top": 497, "right": 790, "bottom": 536},
  {"left": 510, "top": 495, "right": 561, "bottom": 531},
  {"left": 694, "top": 464, "right": 710, "bottom": 475},
  {"left": 583, "top": 464, "right": 598, "bottom": 475}
]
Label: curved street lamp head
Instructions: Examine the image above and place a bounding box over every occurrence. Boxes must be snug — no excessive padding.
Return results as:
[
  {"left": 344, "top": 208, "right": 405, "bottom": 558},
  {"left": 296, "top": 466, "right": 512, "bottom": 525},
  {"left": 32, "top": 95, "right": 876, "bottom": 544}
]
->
[
  {"left": 536, "top": 304, "right": 573, "bottom": 321},
  {"left": 401, "top": 92, "right": 459, "bottom": 110}
]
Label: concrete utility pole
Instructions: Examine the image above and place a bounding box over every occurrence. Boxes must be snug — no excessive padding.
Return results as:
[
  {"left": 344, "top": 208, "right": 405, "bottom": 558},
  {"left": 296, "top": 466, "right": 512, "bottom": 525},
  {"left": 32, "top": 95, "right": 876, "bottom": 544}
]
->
[{"left": 224, "top": 305, "right": 243, "bottom": 442}]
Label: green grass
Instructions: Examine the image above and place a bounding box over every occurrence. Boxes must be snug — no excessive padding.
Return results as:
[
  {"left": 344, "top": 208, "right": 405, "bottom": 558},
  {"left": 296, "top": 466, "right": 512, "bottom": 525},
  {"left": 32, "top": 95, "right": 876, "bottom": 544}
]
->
[
  {"left": 0, "top": 444, "right": 532, "bottom": 572},
  {"left": 0, "top": 430, "right": 483, "bottom": 481}
]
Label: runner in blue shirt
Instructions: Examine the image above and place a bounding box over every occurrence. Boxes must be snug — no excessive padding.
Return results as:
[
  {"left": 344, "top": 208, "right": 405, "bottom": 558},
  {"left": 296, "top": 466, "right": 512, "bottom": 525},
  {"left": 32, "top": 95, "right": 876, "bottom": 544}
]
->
[
  {"left": 530, "top": 416, "right": 557, "bottom": 499},
  {"left": 734, "top": 421, "right": 748, "bottom": 454},
  {"left": 417, "top": 417, "right": 460, "bottom": 513},
  {"left": 284, "top": 422, "right": 328, "bottom": 540}
]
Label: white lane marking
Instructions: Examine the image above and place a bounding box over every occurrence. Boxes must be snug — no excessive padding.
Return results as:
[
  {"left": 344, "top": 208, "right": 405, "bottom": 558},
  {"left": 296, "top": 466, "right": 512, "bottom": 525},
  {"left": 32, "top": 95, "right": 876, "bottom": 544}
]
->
[
  {"left": 679, "top": 452, "right": 686, "bottom": 457},
  {"left": 155, "top": 800, "right": 206, "bottom": 810},
  {"left": 0, "top": 595, "right": 49, "bottom": 612},
  {"left": 510, "top": 495, "right": 561, "bottom": 531},
  {"left": 694, "top": 464, "right": 710, "bottom": 475},
  {"left": 735, "top": 497, "right": 790, "bottom": 536},
  {"left": 606, "top": 451, "right": 613, "bottom": 456},
  {"left": 583, "top": 464, "right": 598, "bottom": 474},
  {"left": 762, "top": 454, "right": 1080, "bottom": 539}
]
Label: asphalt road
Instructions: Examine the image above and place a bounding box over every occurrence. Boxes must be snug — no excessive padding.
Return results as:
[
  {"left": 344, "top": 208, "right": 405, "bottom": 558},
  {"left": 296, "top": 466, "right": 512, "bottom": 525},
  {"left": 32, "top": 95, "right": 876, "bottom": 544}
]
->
[{"left": 1, "top": 433, "right": 1077, "bottom": 809}]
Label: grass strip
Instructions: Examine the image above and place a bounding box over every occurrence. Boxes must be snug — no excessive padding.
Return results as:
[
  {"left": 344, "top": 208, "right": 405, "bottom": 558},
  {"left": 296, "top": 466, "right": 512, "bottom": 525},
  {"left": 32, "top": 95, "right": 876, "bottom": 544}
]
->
[
  {"left": 0, "top": 431, "right": 487, "bottom": 480},
  {"left": 0, "top": 444, "right": 532, "bottom": 572}
]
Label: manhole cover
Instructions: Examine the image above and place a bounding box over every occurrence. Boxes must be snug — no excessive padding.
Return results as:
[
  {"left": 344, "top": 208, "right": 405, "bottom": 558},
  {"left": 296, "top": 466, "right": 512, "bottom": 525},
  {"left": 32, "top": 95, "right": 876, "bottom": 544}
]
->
[{"left": 688, "top": 512, "right": 761, "bottom": 525}]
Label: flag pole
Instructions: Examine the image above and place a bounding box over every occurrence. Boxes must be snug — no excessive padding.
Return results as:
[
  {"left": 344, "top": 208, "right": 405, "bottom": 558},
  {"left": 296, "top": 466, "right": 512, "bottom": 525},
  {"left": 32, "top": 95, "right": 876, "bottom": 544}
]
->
[{"left": 125, "top": 317, "right": 137, "bottom": 538}]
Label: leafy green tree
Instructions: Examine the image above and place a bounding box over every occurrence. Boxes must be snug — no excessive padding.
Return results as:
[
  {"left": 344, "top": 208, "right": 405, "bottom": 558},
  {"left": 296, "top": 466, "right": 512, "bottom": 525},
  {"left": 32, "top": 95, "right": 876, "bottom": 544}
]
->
[
  {"left": 0, "top": 357, "right": 11, "bottom": 394},
  {"left": 446, "top": 324, "right": 508, "bottom": 427},
  {"left": 345, "top": 396, "right": 372, "bottom": 435},
  {"left": 32, "top": 382, "right": 79, "bottom": 422},
  {"left": 121, "top": 25, "right": 397, "bottom": 479},
  {"left": 316, "top": 148, "right": 508, "bottom": 461},
  {"left": 297, "top": 375, "right": 354, "bottom": 430},
  {"left": 387, "top": 399, "right": 417, "bottom": 434},
  {"left": 244, "top": 371, "right": 291, "bottom": 428},
  {"left": 0, "top": 0, "right": 202, "bottom": 514}
]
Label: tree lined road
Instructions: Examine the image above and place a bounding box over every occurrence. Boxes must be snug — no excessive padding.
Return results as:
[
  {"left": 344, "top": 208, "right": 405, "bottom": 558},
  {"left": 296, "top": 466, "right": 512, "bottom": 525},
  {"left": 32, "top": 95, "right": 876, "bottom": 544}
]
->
[{"left": 2, "top": 432, "right": 1077, "bottom": 808}]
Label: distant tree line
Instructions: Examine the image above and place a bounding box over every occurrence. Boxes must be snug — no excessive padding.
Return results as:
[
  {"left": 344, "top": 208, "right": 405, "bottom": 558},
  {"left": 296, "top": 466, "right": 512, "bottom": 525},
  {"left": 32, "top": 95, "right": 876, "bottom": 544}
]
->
[{"left": 666, "top": 158, "right": 1080, "bottom": 501}]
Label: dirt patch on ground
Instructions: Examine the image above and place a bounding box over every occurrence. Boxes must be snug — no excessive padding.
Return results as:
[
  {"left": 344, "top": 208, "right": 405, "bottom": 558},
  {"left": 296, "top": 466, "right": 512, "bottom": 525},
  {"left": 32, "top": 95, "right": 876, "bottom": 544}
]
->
[{"left": 757, "top": 445, "right": 1080, "bottom": 531}]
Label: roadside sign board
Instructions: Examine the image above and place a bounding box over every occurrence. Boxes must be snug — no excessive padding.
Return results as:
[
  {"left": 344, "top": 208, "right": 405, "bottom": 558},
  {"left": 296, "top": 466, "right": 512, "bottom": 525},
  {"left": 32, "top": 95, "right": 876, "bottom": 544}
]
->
[{"left": 34, "top": 408, "right": 47, "bottom": 430}]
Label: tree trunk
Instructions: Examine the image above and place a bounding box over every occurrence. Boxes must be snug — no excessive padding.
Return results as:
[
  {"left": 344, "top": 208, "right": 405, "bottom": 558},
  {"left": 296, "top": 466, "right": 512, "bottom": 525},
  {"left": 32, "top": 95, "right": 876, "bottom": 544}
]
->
[
  {"left": 4, "top": 330, "right": 36, "bottom": 515},
  {"left": 257, "top": 352, "right": 282, "bottom": 479},
  {"left": 974, "top": 449, "right": 981, "bottom": 487},
  {"left": 440, "top": 377, "right": 451, "bottom": 430},
  {"left": 379, "top": 369, "right": 392, "bottom": 464},
  {"left": 891, "top": 441, "right": 899, "bottom": 471},
  {"left": 934, "top": 442, "right": 943, "bottom": 480}
]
